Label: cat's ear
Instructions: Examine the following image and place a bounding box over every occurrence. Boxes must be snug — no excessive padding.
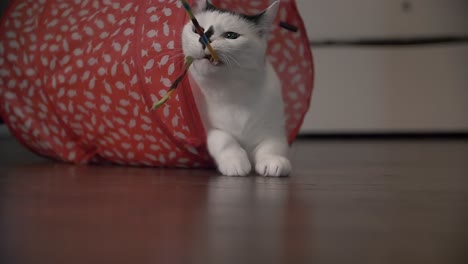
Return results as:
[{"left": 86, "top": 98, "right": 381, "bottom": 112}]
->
[
  {"left": 195, "top": 0, "right": 214, "bottom": 13},
  {"left": 257, "top": 1, "right": 280, "bottom": 35}
]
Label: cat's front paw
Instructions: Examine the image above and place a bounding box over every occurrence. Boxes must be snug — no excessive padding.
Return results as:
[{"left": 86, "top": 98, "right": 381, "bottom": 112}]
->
[
  {"left": 217, "top": 150, "right": 252, "bottom": 176},
  {"left": 255, "top": 155, "right": 291, "bottom": 177}
]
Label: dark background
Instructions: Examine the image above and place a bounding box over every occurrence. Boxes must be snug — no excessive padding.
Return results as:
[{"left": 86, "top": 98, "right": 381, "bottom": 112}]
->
[
  {"left": 0, "top": 0, "right": 9, "bottom": 124},
  {"left": 0, "top": 0, "right": 9, "bottom": 18}
]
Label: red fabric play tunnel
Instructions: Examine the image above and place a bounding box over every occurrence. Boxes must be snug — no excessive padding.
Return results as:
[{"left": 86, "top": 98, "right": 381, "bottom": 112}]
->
[{"left": 0, "top": 0, "right": 314, "bottom": 167}]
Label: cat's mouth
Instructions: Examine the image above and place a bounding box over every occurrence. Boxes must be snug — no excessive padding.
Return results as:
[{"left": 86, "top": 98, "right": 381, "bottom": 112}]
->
[{"left": 203, "top": 54, "right": 222, "bottom": 66}]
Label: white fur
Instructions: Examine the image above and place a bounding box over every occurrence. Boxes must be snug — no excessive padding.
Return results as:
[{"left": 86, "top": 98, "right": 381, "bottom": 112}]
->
[{"left": 182, "top": 1, "right": 290, "bottom": 176}]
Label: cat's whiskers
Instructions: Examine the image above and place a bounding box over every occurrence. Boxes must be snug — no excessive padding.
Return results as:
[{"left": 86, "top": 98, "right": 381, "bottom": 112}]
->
[
  {"left": 155, "top": 47, "right": 183, "bottom": 53},
  {"left": 174, "top": 56, "right": 188, "bottom": 69},
  {"left": 225, "top": 53, "right": 241, "bottom": 68},
  {"left": 223, "top": 46, "right": 243, "bottom": 51},
  {"left": 167, "top": 53, "right": 185, "bottom": 62},
  {"left": 154, "top": 49, "right": 184, "bottom": 60},
  {"left": 220, "top": 54, "right": 235, "bottom": 72},
  {"left": 154, "top": 48, "right": 182, "bottom": 56}
]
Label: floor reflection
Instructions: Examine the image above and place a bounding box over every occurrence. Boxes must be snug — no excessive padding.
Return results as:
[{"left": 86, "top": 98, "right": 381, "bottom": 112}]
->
[
  {"left": 0, "top": 164, "right": 214, "bottom": 263},
  {"left": 204, "top": 176, "right": 314, "bottom": 263}
]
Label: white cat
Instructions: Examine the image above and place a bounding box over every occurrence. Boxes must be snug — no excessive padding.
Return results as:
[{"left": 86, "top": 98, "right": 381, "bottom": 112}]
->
[{"left": 182, "top": 0, "right": 291, "bottom": 177}]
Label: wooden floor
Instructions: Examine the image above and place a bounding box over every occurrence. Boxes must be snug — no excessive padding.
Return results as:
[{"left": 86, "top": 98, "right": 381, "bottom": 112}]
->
[{"left": 1, "top": 135, "right": 467, "bottom": 264}]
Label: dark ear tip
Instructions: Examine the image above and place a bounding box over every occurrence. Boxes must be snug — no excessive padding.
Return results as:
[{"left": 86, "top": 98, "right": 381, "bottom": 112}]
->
[
  {"left": 279, "top": 22, "right": 298, "bottom": 32},
  {"left": 205, "top": 0, "right": 214, "bottom": 10}
]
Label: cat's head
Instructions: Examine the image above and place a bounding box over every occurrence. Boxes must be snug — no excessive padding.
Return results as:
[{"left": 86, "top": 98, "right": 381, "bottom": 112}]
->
[{"left": 182, "top": 0, "right": 279, "bottom": 77}]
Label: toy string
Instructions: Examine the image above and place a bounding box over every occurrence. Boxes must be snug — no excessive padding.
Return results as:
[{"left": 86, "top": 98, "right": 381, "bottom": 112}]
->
[
  {"left": 151, "top": 56, "right": 194, "bottom": 111},
  {"left": 151, "top": 0, "right": 219, "bottom": 111},
  {"left": 180, "top": 0, "right": 219, "bottom": 63}
]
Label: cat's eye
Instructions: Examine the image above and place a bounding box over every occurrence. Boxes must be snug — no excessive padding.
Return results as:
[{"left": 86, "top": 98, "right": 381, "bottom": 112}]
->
[{"left": 223, "top": 32, "right": 240, "bottom": 39}]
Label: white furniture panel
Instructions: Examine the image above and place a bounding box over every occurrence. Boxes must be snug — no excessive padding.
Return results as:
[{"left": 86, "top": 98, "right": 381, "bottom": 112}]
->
[
  {"left": 296, "top": 0, "right": 468, "bottom": 40},
  {"left": 301, "top": 44, "right": 468, "bottom": 133}
]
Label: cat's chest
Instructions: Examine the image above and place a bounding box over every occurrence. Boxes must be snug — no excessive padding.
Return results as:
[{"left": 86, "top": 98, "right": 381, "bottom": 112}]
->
[{"left": 207, "top": 104, "right": 254, "bottom": 133}]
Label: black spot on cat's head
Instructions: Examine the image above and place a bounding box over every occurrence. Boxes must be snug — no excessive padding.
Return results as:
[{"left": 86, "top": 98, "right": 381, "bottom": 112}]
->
[{"left": 203, "top": 0, "right": 266, "bottom": 26}]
